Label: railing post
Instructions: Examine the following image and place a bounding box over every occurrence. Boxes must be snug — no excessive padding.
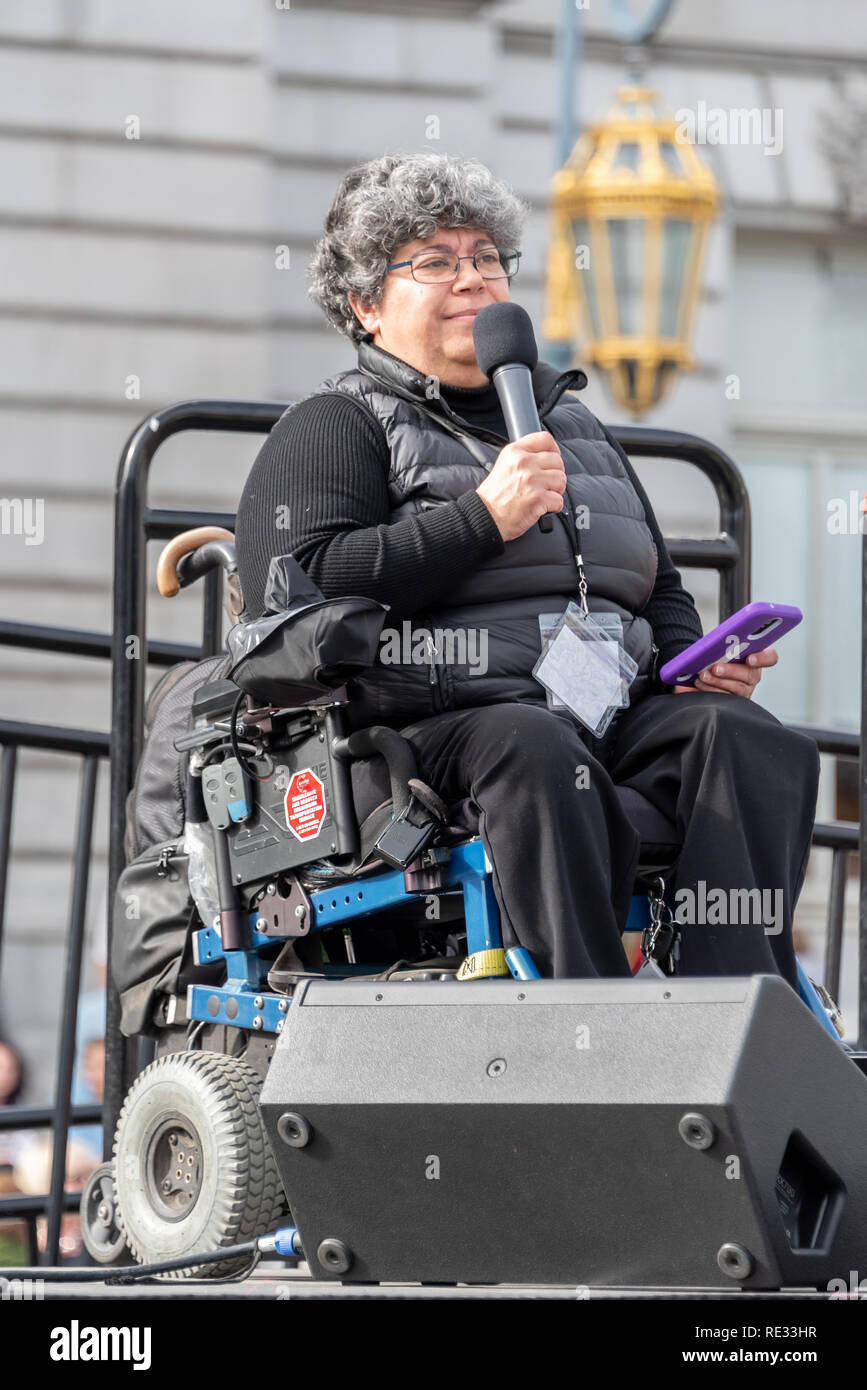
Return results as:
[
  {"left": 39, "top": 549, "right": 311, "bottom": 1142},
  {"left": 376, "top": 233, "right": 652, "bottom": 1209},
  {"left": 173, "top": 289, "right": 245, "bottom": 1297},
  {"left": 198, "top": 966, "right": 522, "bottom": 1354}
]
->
[
  {"left": 45, "top": 754, "right": 98, "bottom": 1264},
  {"left": 0, "top": 744, "right": 17, "bottom": 982},
  {"left": 105, "top": 401, "right": 287, "bottom": 1148},
  {"left": 107, "top": 417, "right": 151, "bottom": 1151},
  {"left": 824, "top": 848, "right": 847, "bottom": 1007}
]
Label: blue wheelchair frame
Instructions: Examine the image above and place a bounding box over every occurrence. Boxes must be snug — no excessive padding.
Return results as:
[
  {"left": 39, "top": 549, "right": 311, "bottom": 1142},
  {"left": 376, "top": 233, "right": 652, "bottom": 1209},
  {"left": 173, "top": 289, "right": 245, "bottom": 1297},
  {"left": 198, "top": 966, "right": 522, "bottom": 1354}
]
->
[{"left": 187, "top": 835, "right": 843, "bottom": 1043}]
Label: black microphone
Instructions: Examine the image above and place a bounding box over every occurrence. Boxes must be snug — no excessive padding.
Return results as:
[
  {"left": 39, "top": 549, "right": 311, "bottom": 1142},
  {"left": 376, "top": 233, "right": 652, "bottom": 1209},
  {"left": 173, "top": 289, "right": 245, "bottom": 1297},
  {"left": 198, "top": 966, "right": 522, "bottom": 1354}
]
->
[{"left": 473, "top": 302, "right": 553, "bottom": 533}]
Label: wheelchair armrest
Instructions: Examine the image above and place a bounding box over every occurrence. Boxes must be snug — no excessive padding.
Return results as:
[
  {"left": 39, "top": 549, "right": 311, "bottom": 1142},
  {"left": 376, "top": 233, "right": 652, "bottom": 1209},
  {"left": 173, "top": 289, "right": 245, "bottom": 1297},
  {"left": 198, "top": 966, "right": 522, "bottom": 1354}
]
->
[
  {"left": 331, "top": 726, "right": 417, "bottom": 821},
  {"left": 331, "top": 726, "right": 442, "bottom": 870}
]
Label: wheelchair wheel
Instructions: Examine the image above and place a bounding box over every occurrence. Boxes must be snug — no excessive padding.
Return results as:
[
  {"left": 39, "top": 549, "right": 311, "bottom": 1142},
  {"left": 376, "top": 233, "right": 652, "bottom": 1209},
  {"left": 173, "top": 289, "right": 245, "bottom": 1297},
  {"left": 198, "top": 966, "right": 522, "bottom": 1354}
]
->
[
  {"left": 112, "top": 1050, "right": 286, "bottom": 1279},
  {"left": 79, "top": 1161, "right": 130, "bottom": 1266}
]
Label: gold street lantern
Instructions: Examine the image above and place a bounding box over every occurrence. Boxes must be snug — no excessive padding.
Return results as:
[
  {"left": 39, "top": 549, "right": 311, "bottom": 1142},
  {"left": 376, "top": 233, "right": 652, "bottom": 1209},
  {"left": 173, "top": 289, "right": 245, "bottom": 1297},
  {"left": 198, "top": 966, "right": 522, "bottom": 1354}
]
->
[{"left": 543, "top": 85, "right": 719, "bottom": 416}]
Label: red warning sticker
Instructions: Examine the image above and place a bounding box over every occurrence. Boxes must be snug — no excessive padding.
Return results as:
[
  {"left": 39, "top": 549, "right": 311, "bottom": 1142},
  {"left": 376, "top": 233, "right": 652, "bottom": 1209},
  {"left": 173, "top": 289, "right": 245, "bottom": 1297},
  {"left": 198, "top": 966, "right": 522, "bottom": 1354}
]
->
[{"left": 284, "top": 769, "right": 327, "bottom": 842}]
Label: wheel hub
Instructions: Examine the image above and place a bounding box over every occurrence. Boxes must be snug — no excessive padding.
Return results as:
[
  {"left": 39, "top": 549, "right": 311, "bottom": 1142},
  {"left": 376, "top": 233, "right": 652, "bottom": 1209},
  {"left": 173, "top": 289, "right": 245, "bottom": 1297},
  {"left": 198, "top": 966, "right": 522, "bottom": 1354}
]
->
[
  {"left": 84, "top": 1171, "right": 116, "bottom": 1240},
  {"left": 143, "top": 1114, "right": 203, "bottom": 1222}
]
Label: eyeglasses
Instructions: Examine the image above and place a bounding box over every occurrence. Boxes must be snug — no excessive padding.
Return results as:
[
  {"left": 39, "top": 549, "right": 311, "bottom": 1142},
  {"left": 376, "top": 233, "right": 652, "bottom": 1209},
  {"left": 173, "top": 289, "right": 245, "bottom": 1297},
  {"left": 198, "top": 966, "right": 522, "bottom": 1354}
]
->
[{"left": 385, "top": 247, "right": 521, "bottom": 284}]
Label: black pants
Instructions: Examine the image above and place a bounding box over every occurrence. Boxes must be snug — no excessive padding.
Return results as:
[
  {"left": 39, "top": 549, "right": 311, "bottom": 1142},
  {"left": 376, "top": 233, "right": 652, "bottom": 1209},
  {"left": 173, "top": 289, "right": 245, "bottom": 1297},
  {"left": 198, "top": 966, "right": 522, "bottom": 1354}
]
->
[{"left": 399, "top": 694, "right": 821, "bottom": 988}]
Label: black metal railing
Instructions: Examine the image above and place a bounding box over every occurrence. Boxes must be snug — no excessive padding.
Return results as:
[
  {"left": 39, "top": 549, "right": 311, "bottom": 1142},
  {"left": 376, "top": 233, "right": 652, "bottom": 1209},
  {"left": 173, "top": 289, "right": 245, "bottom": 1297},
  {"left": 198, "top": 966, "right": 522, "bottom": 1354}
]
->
[
  {"left": 614, "top": 425, "right": 751, "bottom": 615},
  {"left": 0, "top": 720, "right": 108, "bottom": 1263},
  {"left": 787, "top": 725, "right": 859, "bottom": 1010},
  {"left": 0, "top": 401, "right": 861, "bottom": 1269},
  {"left": 0, "top": 626, "right": 214, "bottom": 1263}
]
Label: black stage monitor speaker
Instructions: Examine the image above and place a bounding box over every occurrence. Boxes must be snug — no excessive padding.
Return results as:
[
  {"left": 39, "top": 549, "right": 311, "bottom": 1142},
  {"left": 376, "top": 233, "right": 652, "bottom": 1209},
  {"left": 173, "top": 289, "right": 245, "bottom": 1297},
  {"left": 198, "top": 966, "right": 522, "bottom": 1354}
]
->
[{"left": 259, "top": 975, "right": 867, "bottom": 1289}]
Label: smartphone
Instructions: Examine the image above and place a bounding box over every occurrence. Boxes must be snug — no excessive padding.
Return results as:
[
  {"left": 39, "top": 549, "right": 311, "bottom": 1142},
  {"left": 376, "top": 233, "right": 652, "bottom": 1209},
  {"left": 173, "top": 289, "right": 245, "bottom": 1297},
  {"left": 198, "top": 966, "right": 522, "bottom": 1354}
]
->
[{"left": 659, "top": 601, "right": 802, "bottom": 687}]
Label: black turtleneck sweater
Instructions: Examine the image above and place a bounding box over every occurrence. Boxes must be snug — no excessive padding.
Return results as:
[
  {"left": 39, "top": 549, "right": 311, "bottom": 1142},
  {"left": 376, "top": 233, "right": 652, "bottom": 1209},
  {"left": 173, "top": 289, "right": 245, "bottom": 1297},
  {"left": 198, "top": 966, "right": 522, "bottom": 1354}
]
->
[{"left": 234, "top": 377, "right": 704, "bottom": 668}]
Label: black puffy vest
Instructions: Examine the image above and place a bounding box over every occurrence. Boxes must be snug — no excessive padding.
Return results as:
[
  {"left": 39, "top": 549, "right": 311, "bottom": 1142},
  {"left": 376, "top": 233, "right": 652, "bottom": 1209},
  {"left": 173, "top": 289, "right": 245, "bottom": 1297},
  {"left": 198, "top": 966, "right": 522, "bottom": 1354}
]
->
[{"left": 285, "top": 337, "right": 659, "bottom": 730}]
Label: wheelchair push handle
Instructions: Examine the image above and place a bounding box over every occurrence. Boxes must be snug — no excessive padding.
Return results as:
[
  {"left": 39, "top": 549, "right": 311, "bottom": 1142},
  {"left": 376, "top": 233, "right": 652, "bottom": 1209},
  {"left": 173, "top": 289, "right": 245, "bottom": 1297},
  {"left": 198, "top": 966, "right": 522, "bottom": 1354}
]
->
[{"left": 156, "top": 526, "right": 237, "bottom": 597}]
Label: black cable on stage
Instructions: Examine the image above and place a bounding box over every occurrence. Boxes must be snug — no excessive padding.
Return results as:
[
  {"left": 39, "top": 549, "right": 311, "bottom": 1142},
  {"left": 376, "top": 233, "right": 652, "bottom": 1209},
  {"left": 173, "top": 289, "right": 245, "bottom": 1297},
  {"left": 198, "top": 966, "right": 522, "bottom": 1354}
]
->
[{"left": 0, "top": 1238, "right": 258, "bottom": 1284}]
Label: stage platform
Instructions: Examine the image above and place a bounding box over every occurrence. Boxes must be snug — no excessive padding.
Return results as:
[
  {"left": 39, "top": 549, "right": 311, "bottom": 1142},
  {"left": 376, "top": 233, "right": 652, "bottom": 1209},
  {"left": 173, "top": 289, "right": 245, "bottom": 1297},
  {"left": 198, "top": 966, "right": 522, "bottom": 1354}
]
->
[{"left": 22, "top": 1264, "right": 838, "bottom": 1299}]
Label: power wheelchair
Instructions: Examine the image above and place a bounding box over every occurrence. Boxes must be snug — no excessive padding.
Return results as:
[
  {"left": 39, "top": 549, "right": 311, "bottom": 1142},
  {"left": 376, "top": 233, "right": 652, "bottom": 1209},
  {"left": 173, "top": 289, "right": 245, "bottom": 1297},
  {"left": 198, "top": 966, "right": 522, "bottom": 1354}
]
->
[{"left": 85, "top": 511, "right": 846, "bottom": 1280}]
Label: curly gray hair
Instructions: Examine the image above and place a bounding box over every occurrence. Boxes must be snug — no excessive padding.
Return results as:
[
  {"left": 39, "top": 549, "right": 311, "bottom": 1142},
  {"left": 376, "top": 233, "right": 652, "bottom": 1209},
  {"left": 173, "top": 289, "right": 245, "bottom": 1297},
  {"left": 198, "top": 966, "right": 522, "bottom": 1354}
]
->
[{"left": 308, "top": 152, "right": 530, "bottom": 346}]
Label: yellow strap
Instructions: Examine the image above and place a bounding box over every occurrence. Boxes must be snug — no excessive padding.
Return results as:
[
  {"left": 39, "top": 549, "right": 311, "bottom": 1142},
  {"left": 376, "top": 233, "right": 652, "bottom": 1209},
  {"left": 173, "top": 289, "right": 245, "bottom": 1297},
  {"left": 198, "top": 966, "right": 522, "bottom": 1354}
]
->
[{"left": 457, "top": 948, "right": 509, "bottom": 980}]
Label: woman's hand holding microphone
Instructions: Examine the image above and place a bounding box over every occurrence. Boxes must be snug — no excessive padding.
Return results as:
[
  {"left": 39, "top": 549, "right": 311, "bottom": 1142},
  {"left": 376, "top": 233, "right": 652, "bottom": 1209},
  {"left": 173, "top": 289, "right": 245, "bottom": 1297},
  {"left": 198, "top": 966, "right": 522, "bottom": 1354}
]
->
[{"left": 475, "top": 431, "right": 568, "bottom": 543}]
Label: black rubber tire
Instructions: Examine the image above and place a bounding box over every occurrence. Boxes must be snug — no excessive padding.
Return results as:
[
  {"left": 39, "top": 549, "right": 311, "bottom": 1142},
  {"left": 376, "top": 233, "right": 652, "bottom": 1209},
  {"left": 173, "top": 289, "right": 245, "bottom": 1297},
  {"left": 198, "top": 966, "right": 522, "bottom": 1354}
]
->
[
  {"left": 79, "top": 1161, "right": 131, "bottom": 1266},
  {"left": 113, "top": 1049, "right": 286, "bottom": 1279}
]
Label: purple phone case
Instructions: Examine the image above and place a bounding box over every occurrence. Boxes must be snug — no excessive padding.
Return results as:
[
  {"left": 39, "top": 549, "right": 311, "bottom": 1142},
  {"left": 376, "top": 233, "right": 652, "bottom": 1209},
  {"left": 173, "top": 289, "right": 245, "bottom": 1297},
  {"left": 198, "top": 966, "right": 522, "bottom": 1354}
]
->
[{"left": 659, "top": 601, "right": 803, "bottom": 687}]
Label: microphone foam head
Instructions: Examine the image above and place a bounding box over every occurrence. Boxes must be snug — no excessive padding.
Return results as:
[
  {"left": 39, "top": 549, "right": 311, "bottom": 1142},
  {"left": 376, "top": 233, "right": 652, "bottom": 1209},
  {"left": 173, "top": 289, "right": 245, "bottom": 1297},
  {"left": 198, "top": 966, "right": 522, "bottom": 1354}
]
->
[{"left": 472, "top": 302, "right": 538, "bottom": 378}]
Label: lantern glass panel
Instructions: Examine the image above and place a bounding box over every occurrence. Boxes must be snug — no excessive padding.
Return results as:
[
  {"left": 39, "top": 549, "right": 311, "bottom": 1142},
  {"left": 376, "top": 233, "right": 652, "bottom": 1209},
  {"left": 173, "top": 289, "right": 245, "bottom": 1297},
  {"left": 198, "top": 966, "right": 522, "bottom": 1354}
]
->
[
  {"left": 661, "top": 218, "right": 692, "bottom": 338},
  {"left": 571, "top": 218, "right": 601, "bottom": 336},
  {"left": 659, "top": 142, "right": 684, "bottom": 176},
  {"left": 607, "top": 218, "right": 644, "bottom": 336},
  {"left": 613, "top": 142, "right": 640, "bottom": 172}
]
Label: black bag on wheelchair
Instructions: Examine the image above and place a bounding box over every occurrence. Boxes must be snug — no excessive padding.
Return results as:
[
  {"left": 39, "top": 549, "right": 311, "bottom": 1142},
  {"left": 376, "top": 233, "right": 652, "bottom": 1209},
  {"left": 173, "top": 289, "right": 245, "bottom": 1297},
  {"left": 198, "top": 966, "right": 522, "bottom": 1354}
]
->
[
  {"left": 226, "top": 553, "right": 389, "bottom": 707},
  {"left": 111, "top": 652, "right": 234, "bottom": 1037}
]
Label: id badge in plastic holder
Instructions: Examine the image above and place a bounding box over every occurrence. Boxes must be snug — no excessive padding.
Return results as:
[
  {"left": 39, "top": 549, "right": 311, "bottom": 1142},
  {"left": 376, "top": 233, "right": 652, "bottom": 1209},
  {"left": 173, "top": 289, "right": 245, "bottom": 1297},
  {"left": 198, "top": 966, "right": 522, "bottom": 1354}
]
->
[
  {"left": 539, "top": 609, "right": 635, "bottom": 711},
  {"left": 567, "top": 607, "right": 632, "bottom": 708},
  {"left": 533, "top": 606, "right": 637, "bottom": 737}
]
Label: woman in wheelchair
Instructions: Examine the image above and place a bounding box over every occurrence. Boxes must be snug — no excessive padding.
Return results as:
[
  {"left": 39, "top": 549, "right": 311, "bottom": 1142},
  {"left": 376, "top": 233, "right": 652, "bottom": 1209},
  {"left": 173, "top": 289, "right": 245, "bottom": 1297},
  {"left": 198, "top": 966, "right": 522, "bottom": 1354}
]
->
[{"left": 233, "top": 152, "right": 820, "bottom": 988}]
